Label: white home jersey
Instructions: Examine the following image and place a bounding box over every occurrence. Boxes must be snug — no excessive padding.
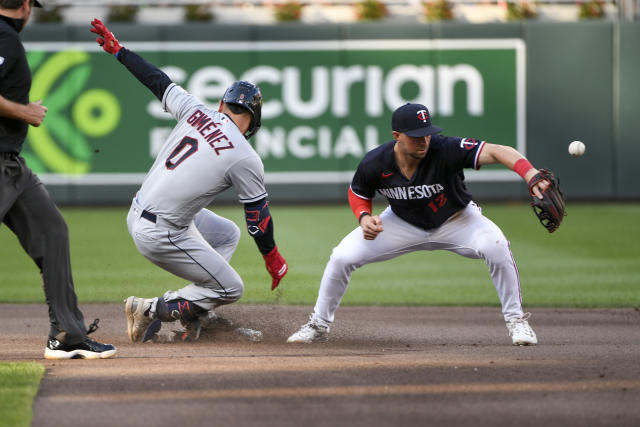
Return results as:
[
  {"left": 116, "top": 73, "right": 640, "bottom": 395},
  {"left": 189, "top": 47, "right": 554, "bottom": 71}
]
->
[{"left": 136, "top": 83, "right": 267, "bottom": 228}]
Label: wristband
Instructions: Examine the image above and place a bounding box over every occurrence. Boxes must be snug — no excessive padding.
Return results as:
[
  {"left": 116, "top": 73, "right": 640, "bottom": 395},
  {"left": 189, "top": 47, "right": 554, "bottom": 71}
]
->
[
  {"left": 513, "top": 158, "right": 534, "bottom": 179},
  {"left": 348, "top": 187, "right": 372, "bottom": 222},
  {"left": 358, "top": 212, "right": 371, "bottom": 223}
]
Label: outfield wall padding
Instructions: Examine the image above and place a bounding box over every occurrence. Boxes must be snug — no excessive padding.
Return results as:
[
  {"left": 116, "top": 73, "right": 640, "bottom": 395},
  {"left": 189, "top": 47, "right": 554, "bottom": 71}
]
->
[{"left": 19, "top": 21, "right": 640, "bottom": 204}]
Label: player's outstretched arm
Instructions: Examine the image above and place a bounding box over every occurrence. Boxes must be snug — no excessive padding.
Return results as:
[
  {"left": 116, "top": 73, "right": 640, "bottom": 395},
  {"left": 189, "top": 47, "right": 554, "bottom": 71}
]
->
[
  {"left": 477, "top": 142, "right": 548, "bottom": 199},
  {"left": 244, "top": 198, "right": 288, "bottom": 290},
  {"left": 90, "top": 18, "right": 172, "bottom": 101},
  {"left": 478, "top": 143, "right": 565, "bottom": 232}
]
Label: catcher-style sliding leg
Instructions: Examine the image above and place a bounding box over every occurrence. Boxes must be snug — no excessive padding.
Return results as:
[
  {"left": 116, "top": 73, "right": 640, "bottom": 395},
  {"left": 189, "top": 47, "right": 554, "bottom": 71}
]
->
[
  {"left": 125, "top": 296, "right": 208, "bottom": 342},
  {"left": 155, "top": 297, "right": 207, "bottom": 341}
]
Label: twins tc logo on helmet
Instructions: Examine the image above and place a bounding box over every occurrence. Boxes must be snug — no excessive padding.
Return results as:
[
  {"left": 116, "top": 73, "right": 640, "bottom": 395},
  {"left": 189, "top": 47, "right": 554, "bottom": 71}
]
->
[
  {"left": 460, "top": 138, "right": 480, "bottom": 150},
  {"left": 417, "top": 110, "right": 429, "bottom": 122}
]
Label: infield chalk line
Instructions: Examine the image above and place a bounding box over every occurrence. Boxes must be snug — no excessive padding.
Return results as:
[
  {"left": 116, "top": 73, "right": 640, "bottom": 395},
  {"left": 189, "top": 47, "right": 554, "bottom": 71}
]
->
[{"left": 46, "top": 379, "right": 640, "bottom": 402}]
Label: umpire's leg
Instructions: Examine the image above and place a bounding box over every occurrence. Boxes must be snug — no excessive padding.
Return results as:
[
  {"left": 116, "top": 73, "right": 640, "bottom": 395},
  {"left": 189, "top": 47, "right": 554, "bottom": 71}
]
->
[{"left": 4, "top": 181, "right": 88, "bottom": 345}]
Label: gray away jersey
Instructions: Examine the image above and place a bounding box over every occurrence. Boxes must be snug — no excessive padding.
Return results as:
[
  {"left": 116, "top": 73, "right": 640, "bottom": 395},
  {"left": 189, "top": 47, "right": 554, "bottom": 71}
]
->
[{"left": 136, "top": 83, "right": 267, "bottom": 228}]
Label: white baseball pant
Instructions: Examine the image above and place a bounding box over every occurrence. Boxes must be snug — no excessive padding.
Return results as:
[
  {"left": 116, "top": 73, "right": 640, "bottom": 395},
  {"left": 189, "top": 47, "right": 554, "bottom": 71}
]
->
[
  {"left": 311, "top": 202, "right": 524, "bottom": 327},
  {"left": 127, "top": 198, "right": 242, "bottom": 311}
]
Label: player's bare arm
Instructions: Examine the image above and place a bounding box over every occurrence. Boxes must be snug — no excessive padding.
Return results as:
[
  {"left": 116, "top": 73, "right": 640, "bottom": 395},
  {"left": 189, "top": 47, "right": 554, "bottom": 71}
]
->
[
  {"left": 477, "top": 143, "right": 549, "bottom": 199},
  {"left": 0, "top": 94, "right": 47, "bottom": 126}
]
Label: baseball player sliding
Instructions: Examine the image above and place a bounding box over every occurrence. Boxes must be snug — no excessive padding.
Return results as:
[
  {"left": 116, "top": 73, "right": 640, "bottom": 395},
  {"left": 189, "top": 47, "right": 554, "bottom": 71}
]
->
[
  {"left": 90, "top": 19, "right": 288, "bottom": 342},
  {"left": 288, "top": 103, "right": 550, "bottom": 346}
]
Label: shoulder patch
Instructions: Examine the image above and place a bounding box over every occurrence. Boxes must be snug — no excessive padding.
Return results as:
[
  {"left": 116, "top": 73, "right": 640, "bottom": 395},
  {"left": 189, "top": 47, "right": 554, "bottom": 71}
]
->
[{"left": 460, "top": 138, "right": 480, "bottom": 150}]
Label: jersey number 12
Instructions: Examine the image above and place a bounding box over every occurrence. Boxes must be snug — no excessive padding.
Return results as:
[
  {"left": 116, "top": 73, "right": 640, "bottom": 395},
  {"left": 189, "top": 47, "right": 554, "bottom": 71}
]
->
[{"left": 428, "top": 194, "right": 448, "bottom": 213}]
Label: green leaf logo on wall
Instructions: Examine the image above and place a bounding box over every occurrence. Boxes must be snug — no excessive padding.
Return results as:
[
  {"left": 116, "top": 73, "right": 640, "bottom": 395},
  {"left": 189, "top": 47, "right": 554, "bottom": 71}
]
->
[{"left": 25, "top": 50, "right": 121, "bottom": 174}]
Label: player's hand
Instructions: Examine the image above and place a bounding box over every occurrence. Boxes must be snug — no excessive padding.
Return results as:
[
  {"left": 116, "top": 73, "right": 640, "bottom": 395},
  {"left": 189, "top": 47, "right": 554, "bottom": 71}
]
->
[
  {"left": 90, "top": 18, "right": 122, "bottom": 55},
  {"left": 360, "top": 215, "right": 383, "bottom": 240},
  {"left": 525, "top": 169, "right": 550, "bottom": 199},
  {"left": 23, "top": 100, "right": 47, "bottom": 126},
  {"left": 263, "top": 246, "right": 288, "bottom": 290}
]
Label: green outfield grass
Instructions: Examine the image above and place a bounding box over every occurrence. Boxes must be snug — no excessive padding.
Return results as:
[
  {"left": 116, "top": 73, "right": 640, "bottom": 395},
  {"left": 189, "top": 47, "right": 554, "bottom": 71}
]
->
[
  {"left": 0, "top": 362, "right": 44, "bottom": 427},
  {"left": 1, "top": 203, "right": 639, "bottom": 308}
]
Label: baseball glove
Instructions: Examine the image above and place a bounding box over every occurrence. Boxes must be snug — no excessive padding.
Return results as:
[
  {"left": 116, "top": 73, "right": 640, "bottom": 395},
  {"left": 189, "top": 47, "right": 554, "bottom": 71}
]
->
[{"left": 528, "top": 169, "right": 566, "bottom": 233}]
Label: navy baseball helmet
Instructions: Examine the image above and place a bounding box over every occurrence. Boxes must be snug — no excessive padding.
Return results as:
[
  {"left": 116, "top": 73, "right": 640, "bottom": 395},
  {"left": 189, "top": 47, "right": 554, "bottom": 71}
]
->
[
  {"left": 222, "top": 81, "right": 262, "bottom": 139},
  {"left": 392, "top": 103, "right": 442, "bottom": 137}
]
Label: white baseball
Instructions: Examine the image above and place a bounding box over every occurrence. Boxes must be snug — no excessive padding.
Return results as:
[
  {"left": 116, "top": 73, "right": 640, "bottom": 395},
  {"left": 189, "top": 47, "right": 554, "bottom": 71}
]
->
[{"left": 568, "top": 140, "right": 586, "bottom": 157}]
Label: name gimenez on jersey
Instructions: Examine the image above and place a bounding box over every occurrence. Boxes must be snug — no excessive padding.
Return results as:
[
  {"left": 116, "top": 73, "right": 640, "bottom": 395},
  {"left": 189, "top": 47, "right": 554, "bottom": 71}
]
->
[
  {"left": 186, "top": 109, "right": 232, "bottom": 147},
  {"left": 378, "top": 183, "right": 444, "bottom": 200}
]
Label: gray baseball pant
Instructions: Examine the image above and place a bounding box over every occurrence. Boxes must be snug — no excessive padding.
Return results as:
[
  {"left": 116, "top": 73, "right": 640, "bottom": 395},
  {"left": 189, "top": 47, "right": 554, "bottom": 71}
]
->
[{"left": 127, "top": 198, "right": 243, "bottom": 312}]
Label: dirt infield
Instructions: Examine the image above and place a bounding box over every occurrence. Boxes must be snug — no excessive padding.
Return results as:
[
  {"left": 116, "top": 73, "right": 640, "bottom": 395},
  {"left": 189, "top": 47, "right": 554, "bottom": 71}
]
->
[{"left": 1, "top": 304, "right": 639, "bottom": 427}]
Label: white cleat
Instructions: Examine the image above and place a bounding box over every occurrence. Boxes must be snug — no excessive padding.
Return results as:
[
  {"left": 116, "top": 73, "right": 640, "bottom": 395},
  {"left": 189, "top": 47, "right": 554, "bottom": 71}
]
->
[
  {"left": 507, "top": 312, "right": 538, "bottom": 346},
  {"left": 287, "top": 318, "right": 330, "bottom": 343},
  {"left": 125, "top": 296, "right": 153, "bottom": 343}
]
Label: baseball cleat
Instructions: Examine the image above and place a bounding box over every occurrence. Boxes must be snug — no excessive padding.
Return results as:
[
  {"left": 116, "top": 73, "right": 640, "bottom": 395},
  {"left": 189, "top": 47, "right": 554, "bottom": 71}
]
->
[
  {"left": 44, "top": 337, "right": 117, "bottom": 360},
  {"left": 506, "top": 312, "right": 538, "bottom": 346},
  {"left": 125, "top": 296, "right": 154, "bottom": 343},
  {"left": 286, "top": 318, "right": 329, "bottom": 343}
]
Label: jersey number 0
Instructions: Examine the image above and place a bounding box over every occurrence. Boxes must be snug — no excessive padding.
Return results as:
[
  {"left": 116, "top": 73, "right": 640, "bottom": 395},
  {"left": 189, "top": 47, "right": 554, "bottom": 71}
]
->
[{"left": 165, "top": 137, "right": 198, "bottom": 170}]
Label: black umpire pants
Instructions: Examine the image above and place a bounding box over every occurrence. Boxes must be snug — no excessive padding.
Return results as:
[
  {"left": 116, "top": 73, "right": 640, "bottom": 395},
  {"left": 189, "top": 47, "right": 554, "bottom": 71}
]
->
[{"left": 0, "top": 153, "right": 87, "bottom": 345}]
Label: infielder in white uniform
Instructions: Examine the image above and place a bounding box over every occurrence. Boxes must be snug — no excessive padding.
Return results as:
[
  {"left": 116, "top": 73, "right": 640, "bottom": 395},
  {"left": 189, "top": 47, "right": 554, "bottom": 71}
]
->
[
  {"left": 91, "top": 19, "right": 288, "bottom": 342},
  {"left": 288, "top": 103, "right": 548, "bottom": 346}
]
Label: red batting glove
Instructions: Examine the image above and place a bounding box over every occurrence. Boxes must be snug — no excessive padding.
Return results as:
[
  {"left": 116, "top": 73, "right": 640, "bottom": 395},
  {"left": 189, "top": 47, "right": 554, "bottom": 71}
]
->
[
  {"left": 90, "top": 18, "right": 122, "bottom": 55},
  {"left": 263, "top": 246, "right": 288, "bottom": 291}
]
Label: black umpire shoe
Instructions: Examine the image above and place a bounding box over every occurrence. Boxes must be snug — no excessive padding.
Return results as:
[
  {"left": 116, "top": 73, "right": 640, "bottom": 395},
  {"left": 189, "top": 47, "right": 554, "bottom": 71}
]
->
[{"left": 44, "top": 337, "right": 117, "bottom": 360}]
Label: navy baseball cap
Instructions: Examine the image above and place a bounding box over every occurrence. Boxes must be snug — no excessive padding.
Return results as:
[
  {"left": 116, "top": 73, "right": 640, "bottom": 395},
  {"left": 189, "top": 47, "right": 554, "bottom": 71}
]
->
[{"left": 391, "top": 103, "right": 442, "bottom": 137}]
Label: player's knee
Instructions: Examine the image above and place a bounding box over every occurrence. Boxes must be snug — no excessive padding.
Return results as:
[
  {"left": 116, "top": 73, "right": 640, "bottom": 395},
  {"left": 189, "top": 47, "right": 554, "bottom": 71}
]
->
[
  {"left": 232, "top": 284, "right": 244, "bottom": 301},
  {"left": 224, "top": 278, "right": 244, "bottom": 302},
  {"left": 328, "top": 247, "right": 360, "bottom": 273},
  {"left": 476, "top": 235, "right": 511, "bottom": 263},
  {"left": 42, "top": 214, "right": 69, "bottom": 242},
  {"left": 228, "top": 221, "right": 241, "bottom": 246}
]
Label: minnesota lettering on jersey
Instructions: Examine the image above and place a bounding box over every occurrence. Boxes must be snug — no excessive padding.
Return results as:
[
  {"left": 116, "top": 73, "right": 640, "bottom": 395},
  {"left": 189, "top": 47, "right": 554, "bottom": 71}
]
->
[
  {"left": 378, "top": 183, "right": 444, "bottom": 200},
  {"left": 186, "top": 109, "right": 234, "bottom": 154}
]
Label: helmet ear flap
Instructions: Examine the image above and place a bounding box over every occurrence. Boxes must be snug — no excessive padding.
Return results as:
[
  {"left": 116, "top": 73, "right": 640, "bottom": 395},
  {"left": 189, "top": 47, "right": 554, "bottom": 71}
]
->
[
  {"left": 245, "top": 115, "right": 261, "bottom": 140},
  {"left": 222, "top": 81, "right": 262, "bottom": 139}
]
